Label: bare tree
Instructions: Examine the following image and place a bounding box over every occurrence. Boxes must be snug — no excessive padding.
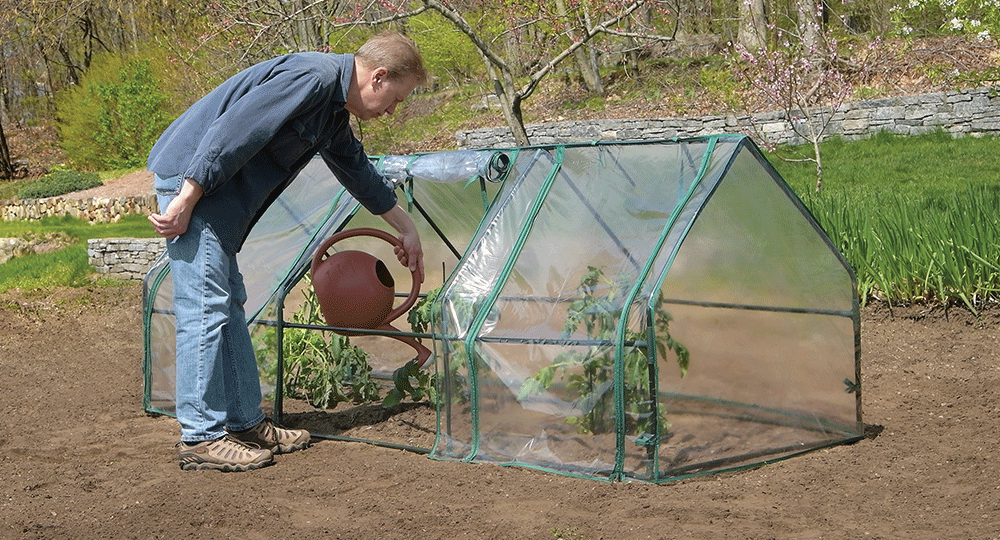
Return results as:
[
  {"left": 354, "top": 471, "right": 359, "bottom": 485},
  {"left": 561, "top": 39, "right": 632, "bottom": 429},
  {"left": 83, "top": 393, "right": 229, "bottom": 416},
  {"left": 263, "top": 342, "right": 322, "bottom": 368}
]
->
[
  {"left": 1, "top": 0, "right": 207, "bottom": 123},
  {"left": 554, "top": 0, "right": 604, "bottom": 95},
  {"left": 422, "top": 0, "right": 675, "bottom": 145},
  {"left": 208, "top": 0, "right": 428, "bottom": 66}
]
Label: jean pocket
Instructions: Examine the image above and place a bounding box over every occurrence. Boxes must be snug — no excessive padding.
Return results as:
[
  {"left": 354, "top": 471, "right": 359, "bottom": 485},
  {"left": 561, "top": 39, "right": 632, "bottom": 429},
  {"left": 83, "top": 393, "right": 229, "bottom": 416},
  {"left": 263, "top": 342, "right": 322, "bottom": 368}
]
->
[{"left": 154, "top": 173, "right": 183, "bottom": 196}]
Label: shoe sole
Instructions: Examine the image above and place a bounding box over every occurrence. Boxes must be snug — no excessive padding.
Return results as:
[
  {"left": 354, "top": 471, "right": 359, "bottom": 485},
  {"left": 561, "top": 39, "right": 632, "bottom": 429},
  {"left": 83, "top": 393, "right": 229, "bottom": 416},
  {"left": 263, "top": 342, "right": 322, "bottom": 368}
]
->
[
  {"left": 275, "top": 440, "right": 310, "bottom": 454},
  {"left": 179, "top": 457, "right": 274, "bottom": 472}
]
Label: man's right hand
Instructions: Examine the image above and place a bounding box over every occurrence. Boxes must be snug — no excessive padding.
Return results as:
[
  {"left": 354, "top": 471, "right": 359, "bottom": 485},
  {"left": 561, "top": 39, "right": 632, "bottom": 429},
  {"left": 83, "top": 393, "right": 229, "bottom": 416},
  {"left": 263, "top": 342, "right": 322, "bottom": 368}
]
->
[{"left": 148, "top": 178, "right": 203, "bottom": 239}]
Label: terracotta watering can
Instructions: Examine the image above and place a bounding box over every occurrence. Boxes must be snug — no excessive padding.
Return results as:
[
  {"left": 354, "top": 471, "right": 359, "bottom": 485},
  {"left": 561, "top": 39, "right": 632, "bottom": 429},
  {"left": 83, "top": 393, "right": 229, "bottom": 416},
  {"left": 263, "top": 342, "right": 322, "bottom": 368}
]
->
[{"left": 310, "top": 227, "right": 431, "bottom": 367}]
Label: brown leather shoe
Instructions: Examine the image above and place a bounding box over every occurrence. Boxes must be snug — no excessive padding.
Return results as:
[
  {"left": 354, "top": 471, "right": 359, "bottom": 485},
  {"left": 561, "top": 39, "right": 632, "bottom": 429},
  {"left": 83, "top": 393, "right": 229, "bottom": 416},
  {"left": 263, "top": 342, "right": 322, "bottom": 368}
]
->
[
  {"left": 229, "top": 417, "right": 310, "bottom": 454},
  {"left": 178, "top": 435, "right": 274, "bottom": 472}
]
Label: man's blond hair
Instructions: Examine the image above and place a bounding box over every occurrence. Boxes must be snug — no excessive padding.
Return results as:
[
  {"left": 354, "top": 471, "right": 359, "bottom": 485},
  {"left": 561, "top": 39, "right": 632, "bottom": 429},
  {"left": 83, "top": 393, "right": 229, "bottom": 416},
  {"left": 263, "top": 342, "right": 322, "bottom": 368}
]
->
[{"left": 356, "top": 31, "right": 428, "bottom": 86}]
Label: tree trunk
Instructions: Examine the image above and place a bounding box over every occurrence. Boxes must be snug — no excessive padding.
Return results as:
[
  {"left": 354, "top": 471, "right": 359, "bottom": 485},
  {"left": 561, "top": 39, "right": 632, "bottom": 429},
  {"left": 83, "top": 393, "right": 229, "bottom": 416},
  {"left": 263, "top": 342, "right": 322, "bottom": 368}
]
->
[
  {"left": 492, "top": 77, "right": 529, "bottom": 146},
  {"left": 738, "top": 0, "right": 767, "bottom": 51},
  {"left": 795, "top": 0, "right": 825, "bottom": 56},
  {"left": 579, "top": 8, "right": 604, "bottom": 96},
  {"left": 0, "top": 120, "right": 13, "bottom": 180},
  {"left": 676, "top": 0, "right": 712, "bottom": 34},
  {"left": 812, "top": 137, "right": 823, "bottom": 192},
  {"left": 554, "top": 0, "right": 604, "bottom": 95},
  {"left": 482, "top": 49, "right": 529, "bottom": 146}
]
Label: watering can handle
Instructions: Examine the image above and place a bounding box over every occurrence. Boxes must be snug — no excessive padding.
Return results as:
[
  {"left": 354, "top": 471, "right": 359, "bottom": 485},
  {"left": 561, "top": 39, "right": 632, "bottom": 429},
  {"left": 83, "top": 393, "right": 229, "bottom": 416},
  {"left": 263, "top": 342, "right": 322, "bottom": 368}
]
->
[{"left": 310, "top": 227, "right": 421, "bottom": 325}]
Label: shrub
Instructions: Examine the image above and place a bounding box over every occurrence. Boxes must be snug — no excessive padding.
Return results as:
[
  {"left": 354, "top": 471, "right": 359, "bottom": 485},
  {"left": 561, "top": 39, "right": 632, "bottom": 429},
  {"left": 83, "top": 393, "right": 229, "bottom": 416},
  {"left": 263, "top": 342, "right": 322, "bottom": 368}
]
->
[
  {"left": 17, "top": 170, "right": 102, "bottom": 199},
  {"left": 56, "top": 54, "right": 171, "bottom": 170},
  {"left": 408, "top": 11, "right": 483, "bottom": 86}
]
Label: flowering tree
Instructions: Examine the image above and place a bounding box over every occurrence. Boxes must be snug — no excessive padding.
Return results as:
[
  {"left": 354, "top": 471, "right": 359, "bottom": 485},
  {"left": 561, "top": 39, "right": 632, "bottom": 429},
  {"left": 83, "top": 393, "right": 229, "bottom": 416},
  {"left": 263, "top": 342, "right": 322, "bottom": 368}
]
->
[
  {"left": 892, "top": 0, "right": 1000, "bottom": 42},
  {"left": 729, "top": 2, "right": 858, "bottom": 192}
]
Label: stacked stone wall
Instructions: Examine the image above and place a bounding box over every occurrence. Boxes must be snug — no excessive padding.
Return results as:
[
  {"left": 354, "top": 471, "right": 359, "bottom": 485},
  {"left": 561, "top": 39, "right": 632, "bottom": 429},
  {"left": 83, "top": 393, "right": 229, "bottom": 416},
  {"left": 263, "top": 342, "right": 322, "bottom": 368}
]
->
[
  {"left": 5, "top": 87, "right": 997, "bottom": 278},
  {"left": 456, "top": 87, "right": 1000, "bottom": 148},
  {"left": 1, "top": 195, "right": 157, "bottom": 224},
  {"left": 87, "top": 237, "right": 165, "bottom": 282}
]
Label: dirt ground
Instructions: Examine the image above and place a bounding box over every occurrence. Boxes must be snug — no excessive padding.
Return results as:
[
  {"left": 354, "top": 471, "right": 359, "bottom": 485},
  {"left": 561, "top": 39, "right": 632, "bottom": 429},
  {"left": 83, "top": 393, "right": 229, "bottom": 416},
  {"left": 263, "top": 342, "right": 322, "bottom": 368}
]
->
[{"left": 0, "top": 282, "right": 996, "bottom": 540}]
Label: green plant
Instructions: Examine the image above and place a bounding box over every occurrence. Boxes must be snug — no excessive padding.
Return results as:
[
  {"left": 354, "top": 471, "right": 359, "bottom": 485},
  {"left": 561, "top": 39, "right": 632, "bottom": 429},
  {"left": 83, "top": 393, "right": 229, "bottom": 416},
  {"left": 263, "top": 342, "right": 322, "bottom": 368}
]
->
[
  {"left": 407, "top": 285, "right": 443, "bottom": 334},
  {"left": 383, "top": 358, "right": 432, "bottom": 406},
  {"left": 768, "top": 130, "right": 1000, "bottom": 310},
  {"left": 518, "top": 266, "right": 689, "bottom": 436},
  {"left": 381, "top": 286, "right": 444, "bottom": 406},
  {"left": 256, "top": 280, "right": 380, "bottom": 409},
  {"left": 700, "top": 64, "right": 741, "bottom": 111},
  {"left": 394, "top": 285, "right": 470, "bottom": 407},
  {"left": 56, "top": 55, "right": 171, "bottom": 170},
  {"left": 801, "top": 183, "right": 1000, "bottom": 312},
  {"left": 254, "top": 281, "right": 456, "bottom": 410},
  {"left": 408, "top": 10, "right": 483, "bottom": 86},
  {"left": 891, "top": 0, "right": 1000, "bottom": 40},
  {"left": 17, "top": 169, "right": 102, "bottom": 199},
  {"left": 551, "top": 527, "right": 587, "bottom": 540}
]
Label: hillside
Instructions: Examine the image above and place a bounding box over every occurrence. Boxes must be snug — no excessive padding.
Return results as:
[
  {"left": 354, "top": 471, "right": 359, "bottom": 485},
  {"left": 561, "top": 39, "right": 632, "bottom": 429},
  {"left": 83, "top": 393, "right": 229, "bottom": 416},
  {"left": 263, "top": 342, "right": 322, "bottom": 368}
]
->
[
  {"left": 388, "top": 36, "right": 1000, "bottom": 154},
  {"left": 4, "top": 36, "right": 999, "bottom": 176}
]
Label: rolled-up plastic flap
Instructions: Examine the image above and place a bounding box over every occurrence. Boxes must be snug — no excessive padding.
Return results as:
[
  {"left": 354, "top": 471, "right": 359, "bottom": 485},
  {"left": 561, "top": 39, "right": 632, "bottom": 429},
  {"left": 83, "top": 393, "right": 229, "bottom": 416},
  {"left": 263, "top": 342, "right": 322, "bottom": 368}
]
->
[{"left": 380, "top": 150, "right": 510, "bottom": 184}]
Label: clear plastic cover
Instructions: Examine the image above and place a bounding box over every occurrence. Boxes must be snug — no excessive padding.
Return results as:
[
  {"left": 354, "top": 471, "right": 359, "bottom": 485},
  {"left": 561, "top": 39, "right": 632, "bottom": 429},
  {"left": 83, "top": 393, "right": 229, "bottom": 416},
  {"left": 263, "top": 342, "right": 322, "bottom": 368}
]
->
[
  {"left": 380, "top": 150, "right": 511, "bottom": 184},
  {"left": 430, "top": 138, "right": 860, "bottom": 481},
  {"left": 143, "top": 151, "right": 505, "bottom": 415},
  {"left": 142, "top": 156, "right": 362, "bottom": 415}
]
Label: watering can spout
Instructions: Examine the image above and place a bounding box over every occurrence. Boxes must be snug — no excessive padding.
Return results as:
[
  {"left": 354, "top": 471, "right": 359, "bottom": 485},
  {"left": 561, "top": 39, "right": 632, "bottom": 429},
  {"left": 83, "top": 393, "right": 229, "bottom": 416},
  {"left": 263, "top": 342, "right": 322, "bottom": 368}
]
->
[
  {"left": 310, "top": 227, "right": 430, "bottom": 366},
  {"left": 382, "top": 327, "right": 432, "bottom": 367}
]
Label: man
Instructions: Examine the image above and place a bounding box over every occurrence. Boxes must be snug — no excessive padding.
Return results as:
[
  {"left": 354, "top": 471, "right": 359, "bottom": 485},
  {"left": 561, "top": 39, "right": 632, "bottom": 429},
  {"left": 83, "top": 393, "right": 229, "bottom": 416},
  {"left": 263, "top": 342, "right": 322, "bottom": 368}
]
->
[{"left": 147, "top": 31, "right": 427, "bottom": 472}]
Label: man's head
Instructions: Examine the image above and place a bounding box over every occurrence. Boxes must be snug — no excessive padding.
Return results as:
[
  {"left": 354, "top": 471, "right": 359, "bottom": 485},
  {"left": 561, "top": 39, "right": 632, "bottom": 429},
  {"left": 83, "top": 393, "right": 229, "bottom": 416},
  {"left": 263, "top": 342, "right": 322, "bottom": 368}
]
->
[
  {"left": 347, "top": 31, "right": 427, "bottom": 121},
  {"left": 356, "top": 31, "right": 427, "bottom": 86}
]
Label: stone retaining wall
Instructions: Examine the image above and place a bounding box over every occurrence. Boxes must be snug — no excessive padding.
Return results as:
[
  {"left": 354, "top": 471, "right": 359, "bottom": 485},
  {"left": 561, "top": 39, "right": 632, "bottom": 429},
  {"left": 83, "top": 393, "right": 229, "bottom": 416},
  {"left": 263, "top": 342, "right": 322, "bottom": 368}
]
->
[
  {"left": 456, "top": 86, "right": 1000, "bottom": 148},
  {"left": 87, "top": 237, "right": 165, "bottom": 282},
  {"left": 0, "top": 238, "right": 31, "bottom": 265},
  {"left": 0, "top": 235, "right": 64, "bottom": 265},
  {"left": 1, "top": 195, "right": 157, "bottom": 224}
]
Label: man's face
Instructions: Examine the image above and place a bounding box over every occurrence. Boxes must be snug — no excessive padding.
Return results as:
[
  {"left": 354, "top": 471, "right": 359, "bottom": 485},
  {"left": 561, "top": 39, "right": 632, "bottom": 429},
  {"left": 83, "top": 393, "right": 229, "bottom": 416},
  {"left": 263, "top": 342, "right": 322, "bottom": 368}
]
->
[{"left": 352, "top": 68, "right": 418, "bottom": 121}]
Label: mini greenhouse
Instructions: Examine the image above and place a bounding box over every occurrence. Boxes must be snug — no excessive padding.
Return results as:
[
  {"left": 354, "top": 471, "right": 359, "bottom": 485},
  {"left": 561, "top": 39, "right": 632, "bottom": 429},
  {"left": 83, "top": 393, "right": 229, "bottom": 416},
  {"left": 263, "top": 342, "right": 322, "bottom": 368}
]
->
[{"left": 143, "top": 134, "right": 863, "bottom": 483}]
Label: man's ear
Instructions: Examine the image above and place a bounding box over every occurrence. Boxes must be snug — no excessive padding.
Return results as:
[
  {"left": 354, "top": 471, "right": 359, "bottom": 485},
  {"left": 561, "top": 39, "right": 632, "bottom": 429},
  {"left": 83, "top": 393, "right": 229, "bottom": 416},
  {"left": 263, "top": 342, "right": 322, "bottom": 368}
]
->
[{"left": 372, "top": 66, "right": 389, "bottom": 84}]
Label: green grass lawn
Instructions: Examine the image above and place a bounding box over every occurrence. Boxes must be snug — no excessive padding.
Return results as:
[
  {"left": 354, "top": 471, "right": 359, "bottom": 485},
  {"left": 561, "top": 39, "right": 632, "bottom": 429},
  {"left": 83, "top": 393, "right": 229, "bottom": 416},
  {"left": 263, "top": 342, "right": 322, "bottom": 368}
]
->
[
  {"left": 772, "top": 129, "right": 1000, "bottom": 197},
  {"left": 770, "top": 129, "right": 1000, "bottom": 310},
  {"left": 0, "top": 214, "right": 158, "bottom": 292},
  {"left": 1, "top": 130, "right": 998, "bottom": 307}
]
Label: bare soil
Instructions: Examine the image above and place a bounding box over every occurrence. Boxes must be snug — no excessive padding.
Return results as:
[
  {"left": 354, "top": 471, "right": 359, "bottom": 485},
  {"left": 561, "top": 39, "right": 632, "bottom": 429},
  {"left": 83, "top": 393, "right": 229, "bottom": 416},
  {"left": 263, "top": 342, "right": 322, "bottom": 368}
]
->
[
  {"left": 1, "top": 282, "right": 998, "bottom": 540},
  {"left": 62, "top": 170, "right": 154, "bottom": 200}
]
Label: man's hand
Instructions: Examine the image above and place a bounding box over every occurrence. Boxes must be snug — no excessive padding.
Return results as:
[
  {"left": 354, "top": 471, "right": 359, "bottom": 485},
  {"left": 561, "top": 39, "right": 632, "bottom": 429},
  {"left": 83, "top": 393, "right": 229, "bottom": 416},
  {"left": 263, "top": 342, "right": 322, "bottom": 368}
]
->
[
  {"left": 148, "top": 178, "right": 203, "bottom": 239},
  {"left": 379, "top": 205, "right": 425, "bottom": 284}
]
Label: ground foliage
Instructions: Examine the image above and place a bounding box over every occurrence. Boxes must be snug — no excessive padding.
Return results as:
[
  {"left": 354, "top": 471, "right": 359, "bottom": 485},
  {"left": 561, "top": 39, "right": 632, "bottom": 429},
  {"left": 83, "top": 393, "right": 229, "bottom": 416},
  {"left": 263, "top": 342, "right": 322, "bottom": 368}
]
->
[{"left": 16, "top": 170, "right": 102, "bottom": 200}]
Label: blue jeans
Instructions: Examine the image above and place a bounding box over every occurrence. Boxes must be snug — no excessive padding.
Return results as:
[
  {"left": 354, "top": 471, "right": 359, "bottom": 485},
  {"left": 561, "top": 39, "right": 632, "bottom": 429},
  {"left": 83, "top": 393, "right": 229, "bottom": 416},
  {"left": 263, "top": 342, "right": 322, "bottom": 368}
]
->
[{"left": 156, "top": 175, "right": 265, "bottom": 443}]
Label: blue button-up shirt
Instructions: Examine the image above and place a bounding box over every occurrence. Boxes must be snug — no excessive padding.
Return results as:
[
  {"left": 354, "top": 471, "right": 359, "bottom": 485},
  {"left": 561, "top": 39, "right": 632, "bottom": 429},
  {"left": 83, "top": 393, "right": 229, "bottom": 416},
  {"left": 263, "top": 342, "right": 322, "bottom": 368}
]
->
[{"left": 148, "top": 52, "right": 396, "bottom": 254}]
